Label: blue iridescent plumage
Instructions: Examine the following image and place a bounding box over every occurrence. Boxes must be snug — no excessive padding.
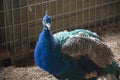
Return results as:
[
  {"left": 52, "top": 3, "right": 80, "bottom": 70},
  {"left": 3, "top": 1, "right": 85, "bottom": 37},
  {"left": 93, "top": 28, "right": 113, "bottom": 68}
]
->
[
  {"left": 34, "top": 9, "right": 120, "bottom": 80},
  {"left": 34, "top": 14, "right": 70, "bottom": 75}
]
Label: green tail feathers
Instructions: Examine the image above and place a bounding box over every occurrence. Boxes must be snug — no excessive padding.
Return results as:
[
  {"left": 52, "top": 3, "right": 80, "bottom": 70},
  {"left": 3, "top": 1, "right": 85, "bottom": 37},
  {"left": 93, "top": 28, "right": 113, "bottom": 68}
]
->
[{"left": 103, "top": 61, "right": 120, "bottom": 78}]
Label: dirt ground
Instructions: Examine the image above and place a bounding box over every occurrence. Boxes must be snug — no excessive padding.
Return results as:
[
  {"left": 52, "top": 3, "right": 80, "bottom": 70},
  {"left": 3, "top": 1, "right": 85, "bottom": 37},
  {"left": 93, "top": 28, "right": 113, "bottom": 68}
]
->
[{"left": 0, "top": 24, "right": 120, "bottom": 80}]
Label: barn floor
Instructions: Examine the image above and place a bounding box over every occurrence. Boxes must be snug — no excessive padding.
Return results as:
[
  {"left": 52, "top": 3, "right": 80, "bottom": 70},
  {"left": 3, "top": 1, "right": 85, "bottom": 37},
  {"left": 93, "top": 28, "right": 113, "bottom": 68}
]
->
[{"left": 0, "top": 24, "right": 120, "bottom": 80}]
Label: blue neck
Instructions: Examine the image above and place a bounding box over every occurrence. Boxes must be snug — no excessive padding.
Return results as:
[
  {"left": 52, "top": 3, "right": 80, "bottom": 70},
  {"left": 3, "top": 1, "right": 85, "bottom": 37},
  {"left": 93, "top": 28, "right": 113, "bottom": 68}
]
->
[{"left": 34, "top": 26, "right": 70, "bottom": 75}]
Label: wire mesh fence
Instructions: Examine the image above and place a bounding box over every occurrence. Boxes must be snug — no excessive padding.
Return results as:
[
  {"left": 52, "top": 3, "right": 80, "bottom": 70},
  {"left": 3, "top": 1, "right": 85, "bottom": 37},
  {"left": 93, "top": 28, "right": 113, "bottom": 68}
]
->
[{"left": 0, "top": 0, "right": 120, "bottom": 65}]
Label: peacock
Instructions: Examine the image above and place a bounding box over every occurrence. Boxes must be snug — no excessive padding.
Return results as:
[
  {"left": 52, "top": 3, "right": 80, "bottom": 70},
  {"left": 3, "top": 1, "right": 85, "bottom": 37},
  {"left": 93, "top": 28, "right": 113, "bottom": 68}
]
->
[{"left": 34, "top": 8, "right": 120, "bottom": 80}]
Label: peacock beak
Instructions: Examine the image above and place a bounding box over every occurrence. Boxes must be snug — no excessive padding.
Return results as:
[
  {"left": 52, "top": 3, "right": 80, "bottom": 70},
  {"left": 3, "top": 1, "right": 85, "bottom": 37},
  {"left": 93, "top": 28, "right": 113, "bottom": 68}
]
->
[{"left": 46, "top": 23, "right": 51, "bottom": 29}]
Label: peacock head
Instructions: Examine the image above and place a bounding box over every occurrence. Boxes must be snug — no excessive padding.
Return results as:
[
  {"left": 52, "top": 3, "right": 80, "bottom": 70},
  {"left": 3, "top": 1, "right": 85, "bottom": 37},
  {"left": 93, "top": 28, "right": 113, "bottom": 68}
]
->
[{"left": 42, "top": 14, "right": 52, "bottom": 29}]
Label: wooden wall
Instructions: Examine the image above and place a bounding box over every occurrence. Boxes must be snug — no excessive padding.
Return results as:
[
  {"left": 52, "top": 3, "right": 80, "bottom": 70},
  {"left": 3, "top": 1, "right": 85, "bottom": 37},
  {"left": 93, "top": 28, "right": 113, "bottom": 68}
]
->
[{"left": 0, "top": 0, "right": 120, "bottom": 62}]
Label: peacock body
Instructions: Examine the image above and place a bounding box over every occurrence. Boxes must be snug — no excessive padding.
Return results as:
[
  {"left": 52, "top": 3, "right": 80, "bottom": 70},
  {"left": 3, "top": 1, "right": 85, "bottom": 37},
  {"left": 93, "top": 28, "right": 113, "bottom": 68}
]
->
[{"left": 34, "top": 12, "right": 120, "bottom": 80}]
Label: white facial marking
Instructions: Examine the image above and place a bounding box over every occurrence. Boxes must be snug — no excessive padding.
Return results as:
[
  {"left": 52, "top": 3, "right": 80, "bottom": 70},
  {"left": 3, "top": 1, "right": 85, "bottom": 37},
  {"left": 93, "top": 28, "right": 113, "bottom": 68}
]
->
[{"left": 46, "top": 23, "right": 51, "bottom": 29}]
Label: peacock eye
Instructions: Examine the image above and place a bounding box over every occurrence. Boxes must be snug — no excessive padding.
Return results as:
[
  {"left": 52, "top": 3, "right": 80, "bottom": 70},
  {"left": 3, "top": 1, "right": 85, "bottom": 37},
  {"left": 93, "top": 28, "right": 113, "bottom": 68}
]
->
[{"left": 46, "top": 18, "right": 52, "bottom": 23}]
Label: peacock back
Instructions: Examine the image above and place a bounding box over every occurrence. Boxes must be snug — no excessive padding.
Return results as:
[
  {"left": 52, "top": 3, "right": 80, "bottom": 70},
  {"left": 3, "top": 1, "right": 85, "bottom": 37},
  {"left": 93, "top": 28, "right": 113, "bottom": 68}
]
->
[{"left": 54, "top": 29, "right": 114, "bottom": 68}]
